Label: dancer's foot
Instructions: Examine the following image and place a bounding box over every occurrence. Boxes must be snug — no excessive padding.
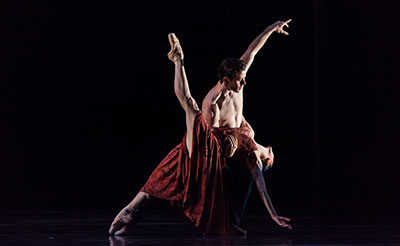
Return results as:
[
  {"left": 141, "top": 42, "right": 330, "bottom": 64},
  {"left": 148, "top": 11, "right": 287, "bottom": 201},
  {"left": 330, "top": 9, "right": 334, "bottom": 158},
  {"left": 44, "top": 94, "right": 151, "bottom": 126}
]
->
[
  {"left": 168, "top": 33, "right": 184, "bottom": 62},
  {"left": 109, "top": 207, "right": 134, "bottom": 235},
  {"left": 230, "top": 224, "right": 248, "bottom": 236}
]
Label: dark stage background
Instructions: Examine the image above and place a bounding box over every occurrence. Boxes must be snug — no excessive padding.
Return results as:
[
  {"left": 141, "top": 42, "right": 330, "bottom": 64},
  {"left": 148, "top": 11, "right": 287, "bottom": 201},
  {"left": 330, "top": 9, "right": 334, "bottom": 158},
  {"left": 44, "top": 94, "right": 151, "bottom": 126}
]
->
[{"left": 1, "top": 0, "right": 399, "bottom": 221}]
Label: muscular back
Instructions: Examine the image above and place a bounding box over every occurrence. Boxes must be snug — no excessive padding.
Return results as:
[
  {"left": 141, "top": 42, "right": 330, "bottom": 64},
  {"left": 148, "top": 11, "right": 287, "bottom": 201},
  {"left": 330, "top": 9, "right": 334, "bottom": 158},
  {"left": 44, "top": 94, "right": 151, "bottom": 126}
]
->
[{"left": 202, "top": 82, "right": 243, "bottom": 128}]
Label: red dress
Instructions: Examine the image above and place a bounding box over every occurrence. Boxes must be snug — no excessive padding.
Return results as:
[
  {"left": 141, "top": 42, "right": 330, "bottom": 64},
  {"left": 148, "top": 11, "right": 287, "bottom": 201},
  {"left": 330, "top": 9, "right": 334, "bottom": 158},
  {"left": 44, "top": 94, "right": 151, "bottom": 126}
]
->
[{"left": 141, "top": 112, "right": 257, "bottom": 235}]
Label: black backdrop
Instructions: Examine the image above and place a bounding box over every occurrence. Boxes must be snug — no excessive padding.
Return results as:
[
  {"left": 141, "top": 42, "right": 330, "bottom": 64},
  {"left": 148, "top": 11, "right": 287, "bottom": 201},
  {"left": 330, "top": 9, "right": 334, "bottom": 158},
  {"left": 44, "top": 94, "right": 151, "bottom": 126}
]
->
[{"left": 1, "top": 0, "right": 399, "bottom": 220}]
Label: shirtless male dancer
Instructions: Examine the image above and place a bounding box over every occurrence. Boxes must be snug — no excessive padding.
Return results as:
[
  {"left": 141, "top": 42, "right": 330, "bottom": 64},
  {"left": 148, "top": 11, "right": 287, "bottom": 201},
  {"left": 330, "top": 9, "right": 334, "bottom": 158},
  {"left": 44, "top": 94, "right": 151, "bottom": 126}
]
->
[
  {"left": 202, "top": 19, "right": 292, "bottom": 232},
  {"left": 109, "top": 22, "right": 291, "bottom": 235}
]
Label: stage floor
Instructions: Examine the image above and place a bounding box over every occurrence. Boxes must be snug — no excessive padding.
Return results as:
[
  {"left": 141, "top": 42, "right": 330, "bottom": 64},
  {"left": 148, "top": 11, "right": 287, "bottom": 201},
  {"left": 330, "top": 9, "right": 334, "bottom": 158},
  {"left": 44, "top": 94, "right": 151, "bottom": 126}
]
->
[{"left": 0, "top": 209, "right": 399, "bottom": 245}]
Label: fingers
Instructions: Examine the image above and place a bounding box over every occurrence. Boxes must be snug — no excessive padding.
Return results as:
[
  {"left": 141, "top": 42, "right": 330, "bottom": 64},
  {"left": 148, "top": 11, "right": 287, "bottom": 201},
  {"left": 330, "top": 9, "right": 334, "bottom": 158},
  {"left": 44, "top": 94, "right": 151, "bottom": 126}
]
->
[
  {"left": 279, "top": 220, "right": 292, "bottom": 230},
  {"left": 276, "top": 19, "right": 291, "bottom": 35},
  {"left": 278, "top": 216, "right": 291, "bottom": 221},
  {"left": 274, "top": 216, "right": 292, "bottom": 230},
  {"left": 276, "top": 26, "right": 289, "bottom": 35}
]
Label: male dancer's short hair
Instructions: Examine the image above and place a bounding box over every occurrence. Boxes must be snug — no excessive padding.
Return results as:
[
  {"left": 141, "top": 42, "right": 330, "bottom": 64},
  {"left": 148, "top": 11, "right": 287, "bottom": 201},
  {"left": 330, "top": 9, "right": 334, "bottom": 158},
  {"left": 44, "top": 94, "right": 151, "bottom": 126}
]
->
[{"left": 218, "top": 58, "right": 247, "bottom": 82}]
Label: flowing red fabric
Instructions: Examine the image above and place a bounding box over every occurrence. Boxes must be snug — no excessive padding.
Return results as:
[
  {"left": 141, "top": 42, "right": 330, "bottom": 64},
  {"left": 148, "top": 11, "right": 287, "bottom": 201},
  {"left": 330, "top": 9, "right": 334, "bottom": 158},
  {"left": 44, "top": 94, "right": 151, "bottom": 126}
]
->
[
  {"left": 141, "top": 112, "right": 257, "bottom": 235},
  {"left": 212, "top": 125, "right": 258, "bottom": 159}
]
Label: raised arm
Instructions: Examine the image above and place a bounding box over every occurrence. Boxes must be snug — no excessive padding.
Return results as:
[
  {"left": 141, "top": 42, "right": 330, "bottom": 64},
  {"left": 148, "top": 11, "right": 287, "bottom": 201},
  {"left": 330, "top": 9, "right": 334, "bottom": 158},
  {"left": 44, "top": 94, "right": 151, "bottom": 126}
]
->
[{"left": 240, "top": 19, "right": 291, "bottom": 73}]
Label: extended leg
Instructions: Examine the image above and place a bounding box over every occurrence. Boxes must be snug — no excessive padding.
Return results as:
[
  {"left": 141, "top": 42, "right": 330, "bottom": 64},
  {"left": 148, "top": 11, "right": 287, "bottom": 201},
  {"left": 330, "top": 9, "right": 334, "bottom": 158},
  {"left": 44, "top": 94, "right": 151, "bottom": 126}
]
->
[
  {"left": 168, "top": 33, "right": 199, "bottom": 157},
  {"left": 109, "top": 33, "right": 199, "bottom": 236}
]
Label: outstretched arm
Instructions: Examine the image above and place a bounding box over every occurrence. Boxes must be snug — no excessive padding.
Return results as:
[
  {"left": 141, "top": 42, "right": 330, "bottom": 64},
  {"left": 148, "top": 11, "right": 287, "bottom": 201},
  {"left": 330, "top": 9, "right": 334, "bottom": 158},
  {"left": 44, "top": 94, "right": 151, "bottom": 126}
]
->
[
  {"left": 246, "top": 152, "right": 292, "bottom": 229},
  {"left": 240, "top": 19, "right": 291, "bottom": 73}
]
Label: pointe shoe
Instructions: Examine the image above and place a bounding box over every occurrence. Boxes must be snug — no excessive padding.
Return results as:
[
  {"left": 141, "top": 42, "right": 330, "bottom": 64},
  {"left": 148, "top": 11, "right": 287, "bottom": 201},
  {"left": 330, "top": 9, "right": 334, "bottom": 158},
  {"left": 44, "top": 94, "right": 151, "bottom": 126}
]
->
[
  {"left": 168, "top": 33, "right": 184, "bottom": 62},
  {"left": 109, "top": 207, "right": 145, "bottom": 235}
]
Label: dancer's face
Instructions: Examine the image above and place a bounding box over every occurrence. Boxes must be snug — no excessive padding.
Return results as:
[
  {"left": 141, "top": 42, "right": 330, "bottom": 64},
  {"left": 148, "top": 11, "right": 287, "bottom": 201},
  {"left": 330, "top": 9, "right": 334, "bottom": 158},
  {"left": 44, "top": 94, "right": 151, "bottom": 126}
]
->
[{"left": 226, "top": 70, "right": 246, "bottom": 93}]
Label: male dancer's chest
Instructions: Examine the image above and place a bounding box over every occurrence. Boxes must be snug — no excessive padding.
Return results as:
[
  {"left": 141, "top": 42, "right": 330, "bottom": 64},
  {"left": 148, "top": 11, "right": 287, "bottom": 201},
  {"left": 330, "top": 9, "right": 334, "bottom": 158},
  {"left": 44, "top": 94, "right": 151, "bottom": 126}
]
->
[{"left": 216, "top": 93, "right": 243, "bottom": 128}]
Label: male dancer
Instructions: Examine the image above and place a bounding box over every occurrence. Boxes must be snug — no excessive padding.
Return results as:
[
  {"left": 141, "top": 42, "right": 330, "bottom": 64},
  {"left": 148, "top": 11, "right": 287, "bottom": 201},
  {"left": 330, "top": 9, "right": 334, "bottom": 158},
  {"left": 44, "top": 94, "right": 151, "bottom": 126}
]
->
[{"left": 202, "top": 19, "right": 291, "bottom": 232}]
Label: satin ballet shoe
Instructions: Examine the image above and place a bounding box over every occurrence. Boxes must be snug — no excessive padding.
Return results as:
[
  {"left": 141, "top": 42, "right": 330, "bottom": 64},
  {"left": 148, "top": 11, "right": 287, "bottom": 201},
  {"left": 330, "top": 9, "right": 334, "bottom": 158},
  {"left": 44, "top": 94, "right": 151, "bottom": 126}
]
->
[{"left": 167, "top": 33, "right": 184, "bottom": 62}]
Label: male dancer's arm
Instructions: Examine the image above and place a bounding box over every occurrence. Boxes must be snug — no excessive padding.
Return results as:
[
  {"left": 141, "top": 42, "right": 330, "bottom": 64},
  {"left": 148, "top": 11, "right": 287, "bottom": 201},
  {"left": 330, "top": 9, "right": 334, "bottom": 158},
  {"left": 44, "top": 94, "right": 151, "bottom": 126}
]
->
[
  {"left": 240, "top": 19, "right": 291, "bottom": 73},
  {"left": 239, "top": 19, "right": 291, "bottom": 139},
  {"left": 202, "top": 90, "right": 222, "bottom": 128},
  {"left": 241, "top": 116, "right": 255, "bottom": 139},
  {"left": 239, "top": 20, "right": 291, "bottom": 163}
]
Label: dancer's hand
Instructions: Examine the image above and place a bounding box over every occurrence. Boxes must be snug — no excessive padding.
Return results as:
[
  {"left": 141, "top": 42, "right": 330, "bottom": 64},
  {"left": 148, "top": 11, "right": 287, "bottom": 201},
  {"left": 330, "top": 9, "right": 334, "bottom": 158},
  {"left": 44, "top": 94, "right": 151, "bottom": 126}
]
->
[
  {"left": 272, "top": 215, "right": 292, "bottom": 230},
  {"left": 270, "top": 19, "right": 291, "bottom": 35}
]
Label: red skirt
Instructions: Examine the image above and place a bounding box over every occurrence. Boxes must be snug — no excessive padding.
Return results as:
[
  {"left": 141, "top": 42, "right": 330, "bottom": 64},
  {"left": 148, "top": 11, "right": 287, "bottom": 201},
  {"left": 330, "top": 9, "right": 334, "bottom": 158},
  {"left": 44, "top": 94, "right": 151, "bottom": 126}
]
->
[{"left": 141, "top": 112, "right": 257, "bottom": 234}]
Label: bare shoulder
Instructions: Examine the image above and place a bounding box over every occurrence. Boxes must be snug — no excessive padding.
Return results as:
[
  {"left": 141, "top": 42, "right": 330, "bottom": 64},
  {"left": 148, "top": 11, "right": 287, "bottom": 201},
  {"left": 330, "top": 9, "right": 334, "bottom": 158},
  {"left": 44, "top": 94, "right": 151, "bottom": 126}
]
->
[{"left": 202, "top": 82, "right": 220, "bottom": 104}]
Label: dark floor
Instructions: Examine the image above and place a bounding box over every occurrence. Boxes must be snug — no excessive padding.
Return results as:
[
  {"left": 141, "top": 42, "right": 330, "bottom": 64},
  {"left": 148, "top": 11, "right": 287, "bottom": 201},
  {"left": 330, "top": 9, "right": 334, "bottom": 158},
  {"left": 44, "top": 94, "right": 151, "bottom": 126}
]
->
[{"left": 0, "top": 209, "right": 399, "bottom": 245}]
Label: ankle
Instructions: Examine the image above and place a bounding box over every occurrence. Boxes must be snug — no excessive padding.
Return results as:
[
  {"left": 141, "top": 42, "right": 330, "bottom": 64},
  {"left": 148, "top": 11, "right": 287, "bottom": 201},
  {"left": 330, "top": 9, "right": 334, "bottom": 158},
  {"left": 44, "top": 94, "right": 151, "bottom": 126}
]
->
[{"left": 175, "top": 59, "right": 184, "bottom": 66}]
